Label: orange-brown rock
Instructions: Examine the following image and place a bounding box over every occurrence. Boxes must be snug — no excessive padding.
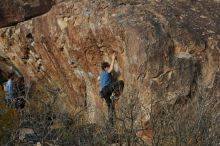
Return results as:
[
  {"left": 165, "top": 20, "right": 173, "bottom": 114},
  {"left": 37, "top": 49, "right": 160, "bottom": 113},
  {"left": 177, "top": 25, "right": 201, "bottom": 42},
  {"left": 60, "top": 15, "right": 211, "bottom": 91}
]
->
[
  {"left": 0, "top": 0, "right": 54, "bottom": 28},
  {"left": 0, "top": 0, "right": 219, "bottom": 125}
]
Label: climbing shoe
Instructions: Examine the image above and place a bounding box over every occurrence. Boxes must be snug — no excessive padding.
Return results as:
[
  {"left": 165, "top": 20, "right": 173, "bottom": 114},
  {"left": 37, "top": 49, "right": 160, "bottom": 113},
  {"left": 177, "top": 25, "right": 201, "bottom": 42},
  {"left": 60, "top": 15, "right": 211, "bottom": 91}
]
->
[{"left": 110, "top": 95, "right": 119, "bottom": 102}]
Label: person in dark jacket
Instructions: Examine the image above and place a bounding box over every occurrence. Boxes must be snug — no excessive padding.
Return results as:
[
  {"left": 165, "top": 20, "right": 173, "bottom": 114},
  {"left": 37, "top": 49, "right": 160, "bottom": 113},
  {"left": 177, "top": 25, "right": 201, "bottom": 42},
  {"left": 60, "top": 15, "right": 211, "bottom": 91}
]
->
[{"left": 0, "top": 69, "right": 7, "bottom": 99}]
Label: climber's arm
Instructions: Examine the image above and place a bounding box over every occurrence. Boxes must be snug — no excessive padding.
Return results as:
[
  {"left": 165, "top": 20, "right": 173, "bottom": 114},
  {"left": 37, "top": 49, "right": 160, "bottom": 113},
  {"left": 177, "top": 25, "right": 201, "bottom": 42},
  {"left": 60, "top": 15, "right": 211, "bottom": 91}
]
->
[{"left": 108, "top": 53, "right": 116, "bottom": 73}]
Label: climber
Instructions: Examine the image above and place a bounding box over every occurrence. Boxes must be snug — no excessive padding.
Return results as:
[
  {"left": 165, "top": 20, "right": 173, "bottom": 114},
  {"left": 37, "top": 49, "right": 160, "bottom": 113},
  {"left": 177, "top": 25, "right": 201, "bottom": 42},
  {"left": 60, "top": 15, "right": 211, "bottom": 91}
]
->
[
  {"left": 4, "top": 73, "right": 15, "bottom": 107},
  {"left": 0, "top": 69, "right": 7, "bottom": 100},
  {"left": 99, "top": 53, "right": 124, "bottom": 126}
]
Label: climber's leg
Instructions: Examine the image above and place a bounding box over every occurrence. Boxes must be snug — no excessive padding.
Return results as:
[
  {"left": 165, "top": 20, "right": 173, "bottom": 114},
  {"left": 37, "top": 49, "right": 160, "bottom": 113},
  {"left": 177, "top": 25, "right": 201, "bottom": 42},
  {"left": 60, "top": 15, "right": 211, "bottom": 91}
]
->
[
  {"left": 100, "top": 86, "right": 112, "bottom": 103},
  {"left": 100, "top": 81, "right": 124, "bottom": 126},
  {"left": 110, "top": 80, "right": 124, "bottom": 97},
  {"left": 100, "top": 86, "right": 116, "bottom": 126},
  {"left": 5, "top": 98, "right": 12, "bottom": 107},
  {"left": 108, "top": 100, "right": 115, "bottom": 127}
]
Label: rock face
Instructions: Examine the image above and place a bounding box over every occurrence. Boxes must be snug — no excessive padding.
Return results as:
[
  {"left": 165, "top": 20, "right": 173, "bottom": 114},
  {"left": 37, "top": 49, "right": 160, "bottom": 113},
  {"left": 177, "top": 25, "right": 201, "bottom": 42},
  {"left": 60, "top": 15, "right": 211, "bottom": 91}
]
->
[
  {"left": 0, "top": 0, "right": 54, "bottom": 28},
  {"left": 0, "top": 0, "right": 219, "bottom": 123}
]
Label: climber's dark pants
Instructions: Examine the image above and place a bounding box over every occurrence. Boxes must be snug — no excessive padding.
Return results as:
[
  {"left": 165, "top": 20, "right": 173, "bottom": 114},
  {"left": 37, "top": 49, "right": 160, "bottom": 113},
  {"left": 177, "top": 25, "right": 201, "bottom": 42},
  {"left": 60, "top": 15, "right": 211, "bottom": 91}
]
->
[
  {"left": 5, "top": 98, "right": 13, "bottom": 108},
  {"left": 100, "top": 80, "right": 124, "bottom": 126}
]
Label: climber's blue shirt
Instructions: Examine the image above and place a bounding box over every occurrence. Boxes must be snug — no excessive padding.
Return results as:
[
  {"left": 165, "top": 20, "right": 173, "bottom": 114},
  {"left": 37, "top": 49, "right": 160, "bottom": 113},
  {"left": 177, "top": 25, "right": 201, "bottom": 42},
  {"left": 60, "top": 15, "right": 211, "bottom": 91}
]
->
[
  {"left": 100, "top": 70, "right": 112, "bottom": 89},
  {"left": 5, "top": 79, "right": 13, "bottom": 100}
]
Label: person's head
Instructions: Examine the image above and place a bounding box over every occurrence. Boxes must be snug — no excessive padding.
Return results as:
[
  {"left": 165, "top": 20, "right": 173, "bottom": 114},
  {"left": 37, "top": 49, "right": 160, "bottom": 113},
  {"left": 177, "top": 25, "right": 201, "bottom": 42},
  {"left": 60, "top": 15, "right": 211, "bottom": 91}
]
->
[
  {"left": 8, "top": 73, "right": 14, "bottom": 80},
  {"left": 101, "top": 62, "right": 110, "bottom": 71}
]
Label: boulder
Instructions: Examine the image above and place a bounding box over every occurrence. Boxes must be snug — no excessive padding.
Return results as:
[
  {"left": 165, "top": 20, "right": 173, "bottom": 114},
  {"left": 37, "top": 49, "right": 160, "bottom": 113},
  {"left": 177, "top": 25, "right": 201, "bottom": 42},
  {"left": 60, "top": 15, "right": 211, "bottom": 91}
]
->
[{"left": 0, "top": 0, "right": 219, "bottom": 125}]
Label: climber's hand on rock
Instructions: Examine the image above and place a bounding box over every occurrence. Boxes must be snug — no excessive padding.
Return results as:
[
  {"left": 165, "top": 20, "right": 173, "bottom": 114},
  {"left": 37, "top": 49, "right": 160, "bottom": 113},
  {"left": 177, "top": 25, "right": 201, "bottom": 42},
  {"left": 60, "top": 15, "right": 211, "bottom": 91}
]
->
[
  {"left": 102, "top": 98, "right": 106, "bottom": 106},
  {"left": 112, "top": 52, "right": 116, "bottom": 60}
]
